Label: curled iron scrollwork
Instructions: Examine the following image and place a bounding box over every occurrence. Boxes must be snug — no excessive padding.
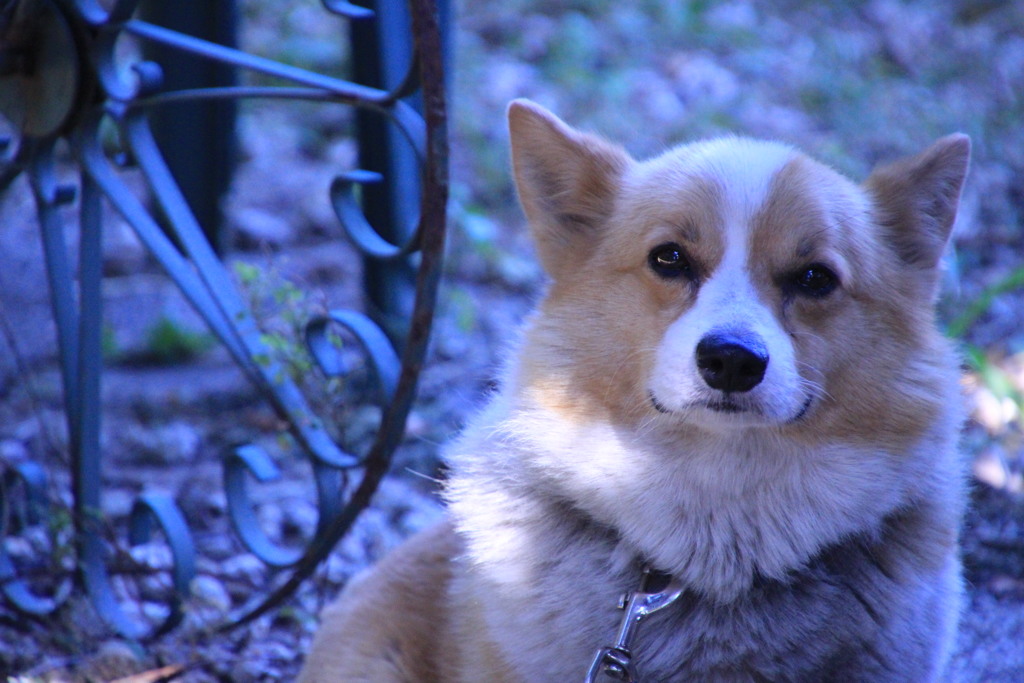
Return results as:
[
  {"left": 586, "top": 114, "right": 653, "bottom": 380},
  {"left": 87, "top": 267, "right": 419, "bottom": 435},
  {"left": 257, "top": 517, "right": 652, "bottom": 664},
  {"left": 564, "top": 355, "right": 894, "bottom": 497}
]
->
[
  {"left": 0, "top": 462, "right": 71, "bottom": 616},
  {"left": 0, "top": 0, "right": 447, "bottom": 638},
  {"left": 126, "top": 493, "right": 197, "bottom": 636},
  {"left": 330, "top": 171, "right": 423, "bottom": 260}
]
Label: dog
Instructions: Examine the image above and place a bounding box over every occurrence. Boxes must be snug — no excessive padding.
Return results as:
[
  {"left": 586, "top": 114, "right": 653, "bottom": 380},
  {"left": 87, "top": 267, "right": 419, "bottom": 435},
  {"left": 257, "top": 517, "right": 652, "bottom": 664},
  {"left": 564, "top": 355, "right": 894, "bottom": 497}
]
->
[{"left": 299, "top": 99, "right": 970, "bottom": 682}]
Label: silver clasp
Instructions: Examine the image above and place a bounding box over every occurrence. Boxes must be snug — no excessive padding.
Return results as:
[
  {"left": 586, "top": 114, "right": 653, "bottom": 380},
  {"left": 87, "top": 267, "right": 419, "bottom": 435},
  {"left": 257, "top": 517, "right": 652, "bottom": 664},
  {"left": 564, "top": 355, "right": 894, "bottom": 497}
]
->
[{"left": 584, "top": 568, "right": 684, "bottom": 683}]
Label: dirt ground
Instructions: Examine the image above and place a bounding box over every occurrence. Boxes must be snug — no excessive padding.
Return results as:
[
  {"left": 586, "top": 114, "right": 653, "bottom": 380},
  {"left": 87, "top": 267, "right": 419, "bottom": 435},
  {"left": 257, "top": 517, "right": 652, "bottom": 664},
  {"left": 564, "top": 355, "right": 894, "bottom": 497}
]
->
[{"left": 2, "top": 0, "right": 1024, "bottom": 680}]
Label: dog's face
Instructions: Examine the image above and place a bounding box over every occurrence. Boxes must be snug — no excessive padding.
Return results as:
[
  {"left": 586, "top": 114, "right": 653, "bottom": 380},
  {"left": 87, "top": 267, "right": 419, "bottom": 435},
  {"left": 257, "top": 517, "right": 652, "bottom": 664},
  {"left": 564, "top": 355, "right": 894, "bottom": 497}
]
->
[
  {"left": 508, "top": 100, "right": 969, "bottom": 441},
  {"left": 626, "top": 140, "right": 853, "bottom": 428}
]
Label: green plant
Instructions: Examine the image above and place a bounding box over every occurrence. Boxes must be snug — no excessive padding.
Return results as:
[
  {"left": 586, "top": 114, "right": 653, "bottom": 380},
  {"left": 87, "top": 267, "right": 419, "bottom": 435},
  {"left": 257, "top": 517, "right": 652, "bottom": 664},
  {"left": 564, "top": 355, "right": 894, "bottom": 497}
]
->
[
  {"left": 232, "top": 261, "right": 350, "bottom": 444},
  {"left": 946, "top": 265, "right": 1024, "bottom": 340},
  {"left": 101, "top": 323, "right": 120, "bottom": 360},
  {"left": 941, "top": 264, "right": 1024, "bottom": 433},
  {"left": 234, "top": 261, "right": 320, "bottom": 383},
  {"left": 142, "top": 316, "right": 215, "bottom": 365}
]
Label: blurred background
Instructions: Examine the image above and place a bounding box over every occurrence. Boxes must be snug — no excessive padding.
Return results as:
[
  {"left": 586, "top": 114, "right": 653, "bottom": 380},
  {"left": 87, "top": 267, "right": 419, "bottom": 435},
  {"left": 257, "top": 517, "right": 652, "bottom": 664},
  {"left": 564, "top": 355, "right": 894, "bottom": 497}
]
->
[{"left": 1, "top": 0, "right": 1023, "bottom": 679}]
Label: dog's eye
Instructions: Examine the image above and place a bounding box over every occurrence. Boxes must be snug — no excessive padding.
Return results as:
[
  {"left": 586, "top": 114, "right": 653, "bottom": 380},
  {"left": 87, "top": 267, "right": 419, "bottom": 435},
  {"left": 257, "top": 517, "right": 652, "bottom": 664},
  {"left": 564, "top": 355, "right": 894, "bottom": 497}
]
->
[
  {"left": 792, "top": 264, "right": 838, "bottom": 298},
  {"left": 649, "top": 243, "right": 694, "bottom": 280}
]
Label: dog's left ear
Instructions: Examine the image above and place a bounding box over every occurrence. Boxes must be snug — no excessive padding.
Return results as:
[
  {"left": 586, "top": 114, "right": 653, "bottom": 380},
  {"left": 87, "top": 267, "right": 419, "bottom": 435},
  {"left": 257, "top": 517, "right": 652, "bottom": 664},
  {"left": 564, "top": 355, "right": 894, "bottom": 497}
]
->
[
  {"left": 865, "top": 134, "right": 971, "bottom": 273},
  {"left": 508, "top": 99, "right": 631, "bottom": 278}
]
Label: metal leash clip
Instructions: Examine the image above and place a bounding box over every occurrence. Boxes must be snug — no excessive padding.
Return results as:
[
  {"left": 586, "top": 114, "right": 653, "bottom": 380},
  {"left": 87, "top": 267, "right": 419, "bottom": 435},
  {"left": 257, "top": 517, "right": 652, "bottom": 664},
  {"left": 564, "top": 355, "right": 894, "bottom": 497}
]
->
[{"left": 584, "top": 568, "right": 684, "bottom": 683}]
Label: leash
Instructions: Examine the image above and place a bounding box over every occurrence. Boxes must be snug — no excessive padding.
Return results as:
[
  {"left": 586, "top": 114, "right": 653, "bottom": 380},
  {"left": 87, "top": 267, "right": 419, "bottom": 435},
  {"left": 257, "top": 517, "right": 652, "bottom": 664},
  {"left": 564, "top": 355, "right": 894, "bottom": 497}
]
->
[{"left": 584, "top": 567, "right": 684, "bottom": 682}]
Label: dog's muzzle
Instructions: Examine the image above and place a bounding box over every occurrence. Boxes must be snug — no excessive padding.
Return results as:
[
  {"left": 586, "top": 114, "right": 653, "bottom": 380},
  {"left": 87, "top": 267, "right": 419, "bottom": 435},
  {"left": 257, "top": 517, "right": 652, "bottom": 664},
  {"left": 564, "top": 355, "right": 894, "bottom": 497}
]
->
[{"left": 695, "top": 332, "right": 768, "bottom": 393}]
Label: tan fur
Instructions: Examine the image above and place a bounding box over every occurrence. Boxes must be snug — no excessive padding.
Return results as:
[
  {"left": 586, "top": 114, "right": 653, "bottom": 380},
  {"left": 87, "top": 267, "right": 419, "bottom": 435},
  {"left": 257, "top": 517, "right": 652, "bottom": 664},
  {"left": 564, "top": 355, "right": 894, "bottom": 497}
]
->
[
  {"left": 300, "top": 101, "right": 970, "bottom": 682},
  {"left": 298, "top": 521, "right": 460, "bottom": 683}
]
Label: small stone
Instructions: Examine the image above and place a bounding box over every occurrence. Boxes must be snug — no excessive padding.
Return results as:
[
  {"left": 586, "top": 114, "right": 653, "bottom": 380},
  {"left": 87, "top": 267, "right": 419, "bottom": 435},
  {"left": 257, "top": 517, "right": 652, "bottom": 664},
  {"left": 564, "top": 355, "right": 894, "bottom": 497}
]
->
[
  {"left": 3, "top": 536, "right": 33, "bottom": 560},
  {"left": 195, "top": 557, "right": 222, "bottom": 577},
  {"left": 260, "top": 639, "right": 293, "bottom": 663},
  {"left": 191, "top": 575, "right": 231, "bottom": 612},
  {"left": 177, "top": 479, "right": 226, "bottom": 524},
  {"left": 223, "top": 553, "right": 265, "bottom": 584},
  {"left": 974, "top": 447, "right": 1011, "bottom": 489},
  {"left": 971, "top": 386, "right": 1018, "bottom": 435},
  {"left": 103, "top": 489, "right": 135, "bottom": 519},
  {"left": 325, "top": 553, "right": 351, "bottom": 584},
  {"left": 256, "top": 504, "right": 285, "bottom": 541},
  {"left": 283, "top": 501, "right": 318, "bottom": 538},
  {"left": 0, "top": 439, "right": 29, "bottom": 462},
  {"left": 231, "top": 207, "right": 294, "bottom": 247},
  {"left": 198, "top": 532, "right": 237, "bottom": 561},
  {"left": 404, "top": 411, "right": 428, "bottom": 438},
  {"left": 121, "top": 421, "right": 202, "bottom": 465},
  {"left": 95, "top": 639, "right": 142, "bottom": 664},
  {"left": 142, "top": 601, "right": 171, "bottom": 623},
  {"left": 233, "top": 659, "right": 282, "bottom": 681},
  {"left": 666, "top": 54, "right": 739, "bottom": 107},
  {"left": 102, "top": 215, "right": 147, "bottom": 276},
  {"left": 130, "top": 542, "right": 173, "bottom": 570},
  {"left": 989, "top": 574, "right": 1024, "bottom": 597}
]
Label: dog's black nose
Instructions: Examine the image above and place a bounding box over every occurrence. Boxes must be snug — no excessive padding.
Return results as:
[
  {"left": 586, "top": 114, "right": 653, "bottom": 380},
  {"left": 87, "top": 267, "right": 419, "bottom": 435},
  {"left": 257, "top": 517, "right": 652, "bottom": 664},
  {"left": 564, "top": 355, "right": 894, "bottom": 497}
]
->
[{"left": 696, "top": 333, "right": 768, "bottom": 393}]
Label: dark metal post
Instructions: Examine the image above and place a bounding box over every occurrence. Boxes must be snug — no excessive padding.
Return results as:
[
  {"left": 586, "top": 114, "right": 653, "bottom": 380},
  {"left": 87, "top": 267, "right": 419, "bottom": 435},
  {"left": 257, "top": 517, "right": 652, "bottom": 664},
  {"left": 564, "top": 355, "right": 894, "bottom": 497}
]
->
[
  {"left": 141, "top": 0, "right": 238, "bottom": 253},
  {"left": 351, "top": 0, "right": 419, "bottom": 344},
  {"left": 351, "top": 0, "right": 450, "bottom": 344}
]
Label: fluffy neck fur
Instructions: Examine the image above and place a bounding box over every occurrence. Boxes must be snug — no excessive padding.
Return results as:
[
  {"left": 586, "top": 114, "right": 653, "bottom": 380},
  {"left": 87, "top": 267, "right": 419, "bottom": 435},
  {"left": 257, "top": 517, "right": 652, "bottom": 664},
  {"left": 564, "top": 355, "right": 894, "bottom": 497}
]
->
[{"left": 447, "top": 328, "right": 963, "bottom": 602}]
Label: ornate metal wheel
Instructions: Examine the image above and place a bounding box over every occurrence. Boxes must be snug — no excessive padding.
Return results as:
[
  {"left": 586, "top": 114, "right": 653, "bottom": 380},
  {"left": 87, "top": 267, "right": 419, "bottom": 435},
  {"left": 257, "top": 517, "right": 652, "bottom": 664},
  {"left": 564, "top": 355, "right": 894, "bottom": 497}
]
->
[{"left": 0, "top": 0, "right": 447, "bottom": 639}]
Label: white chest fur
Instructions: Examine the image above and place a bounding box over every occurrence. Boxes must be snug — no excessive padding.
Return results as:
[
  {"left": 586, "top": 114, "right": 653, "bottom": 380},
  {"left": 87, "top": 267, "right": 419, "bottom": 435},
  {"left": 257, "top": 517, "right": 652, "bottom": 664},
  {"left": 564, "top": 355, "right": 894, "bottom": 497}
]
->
[{"left": 445, "top": 399, "right": 959, "bottom": 681}]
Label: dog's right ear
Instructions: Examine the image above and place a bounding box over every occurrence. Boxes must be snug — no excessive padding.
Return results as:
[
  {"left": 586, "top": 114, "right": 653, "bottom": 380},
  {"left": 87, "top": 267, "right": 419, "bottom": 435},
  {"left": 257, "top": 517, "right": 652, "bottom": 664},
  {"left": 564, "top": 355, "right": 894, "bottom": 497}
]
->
[
  {"left": 507, "top": 99, "right": 630, "bottom": 278},
  {"left": 865, "top": 134, "right": 971, "bottom": 272}
]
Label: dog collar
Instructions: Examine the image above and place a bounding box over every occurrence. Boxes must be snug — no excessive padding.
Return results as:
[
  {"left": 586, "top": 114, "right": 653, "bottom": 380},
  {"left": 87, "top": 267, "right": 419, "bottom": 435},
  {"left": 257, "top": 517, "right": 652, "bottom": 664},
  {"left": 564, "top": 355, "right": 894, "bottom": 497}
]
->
[{"left": 584, "top": 567, "right": 684, "bottom": 682}]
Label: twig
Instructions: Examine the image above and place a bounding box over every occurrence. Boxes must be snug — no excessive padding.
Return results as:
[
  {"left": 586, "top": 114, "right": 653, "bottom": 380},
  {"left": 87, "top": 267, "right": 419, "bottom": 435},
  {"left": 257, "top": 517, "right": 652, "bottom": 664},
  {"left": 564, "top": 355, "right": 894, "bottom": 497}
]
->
[{"left": 110, "top": 664, "right": 186, "bottom": 683}]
